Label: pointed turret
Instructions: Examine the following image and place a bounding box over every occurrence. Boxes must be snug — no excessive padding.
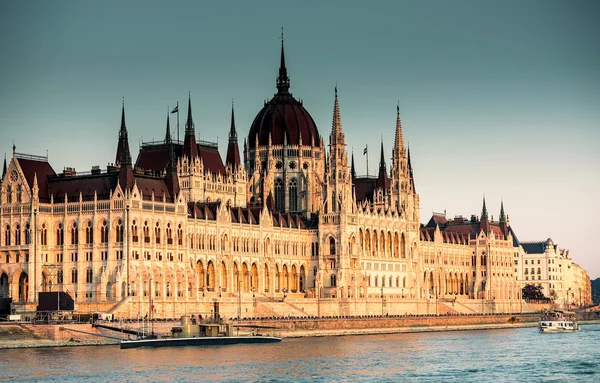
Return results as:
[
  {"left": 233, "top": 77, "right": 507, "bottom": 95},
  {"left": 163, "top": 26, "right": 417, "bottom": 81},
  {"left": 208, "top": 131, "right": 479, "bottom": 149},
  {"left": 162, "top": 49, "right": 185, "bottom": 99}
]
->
[
  {"left": 165, "top": 110, "right": 172, "bottom": 143},
  {"left": 393, "top": 103, "right": 405, "bottom": 154},
  {"left": 2, "top": 154, "right": 6, "bottom": 181},
  {"left": 407, "top": 146, "right": 416, "bottom": 193},
  {"left": 276, "top": 29, "right": 290, "bottom": 94},
  {"left": 165, "top": 113, "right": 180, "bottom": 202},
  {"left": 499, "top": 199, "right": 508, "bottom": 238},
  {"left": 183, "top": 94, "right": 198, "bottom": 159},
  {"left": 226, "top": 102, "right": 241, "bottom": 168},
  {"left": 377, "top": 139, "right": 389, "bottom": 190},
  {"left": 481, "top": 196, "right": 488, "bottom": 220},
  {"left": 330, "top": 86, "right": 343, "bottom": 145},
  {"left": 480, "top": 196, "right": 490, "bottom": 234},
  {"left": 115, "top": 103, "right": 132, "bottom": 166},
  {"left": 351, "top": 149, "right": 356, "bottom": 180}
]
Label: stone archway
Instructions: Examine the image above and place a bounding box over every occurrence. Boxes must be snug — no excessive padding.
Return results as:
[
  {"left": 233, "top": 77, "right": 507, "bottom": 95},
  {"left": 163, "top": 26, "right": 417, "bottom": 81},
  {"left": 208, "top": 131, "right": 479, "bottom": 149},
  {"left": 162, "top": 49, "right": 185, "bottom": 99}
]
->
[{"left": 0, "top": 272, "right": 9, "bottom": 298}]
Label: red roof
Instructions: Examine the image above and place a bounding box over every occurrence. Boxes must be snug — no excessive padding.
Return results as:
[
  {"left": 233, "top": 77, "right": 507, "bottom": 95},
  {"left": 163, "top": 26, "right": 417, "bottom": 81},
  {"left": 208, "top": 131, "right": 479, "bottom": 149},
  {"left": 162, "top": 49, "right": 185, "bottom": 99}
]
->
[
  {"left": 135, "top": 143, "right": 225, "bottom": 175},
  {"left": 248, "top": 93, "right": 320, "bottom": 148},
  {"left": 17, "top": 157, "right": 56, "bottom": 202}
]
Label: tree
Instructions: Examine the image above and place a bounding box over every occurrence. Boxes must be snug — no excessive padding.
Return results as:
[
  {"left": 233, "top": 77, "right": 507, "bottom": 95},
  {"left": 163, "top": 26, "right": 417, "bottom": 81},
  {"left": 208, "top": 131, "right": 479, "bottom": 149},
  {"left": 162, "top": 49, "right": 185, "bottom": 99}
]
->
[
  {"left": 549, "top": 289, "right": 558, "bottom": 301},
  {"left": 522, "top": 284, "right": 546, "bottom": 300}
]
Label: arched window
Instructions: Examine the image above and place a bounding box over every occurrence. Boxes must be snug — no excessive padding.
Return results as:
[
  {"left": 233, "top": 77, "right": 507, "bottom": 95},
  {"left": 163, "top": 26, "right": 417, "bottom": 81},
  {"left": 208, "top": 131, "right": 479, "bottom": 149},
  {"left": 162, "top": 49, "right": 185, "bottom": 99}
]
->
[
  {"left": 329, "top": 237, "right": 336, "bottom": 255},
  {"left": 155, "top": 223, "right": 161, "bottom": 244},
  {"left": 143, "top": 221, "right": 150, "bottom": 243},
  {"left": 177, "top": 224, "right": 183, "bottom": 246},
  {"left": 85, "top": 222, "right": 93, "bottom": 244},
  {"left": 71, "top": 269, "right": 78, "bottom": 283},
  {"left": 100, "top": 221, "right": 109, "bottom": 243},
  {"left": 524, "top": 268, "right": 528, "bottom": 275},
  {"left": 330, "top": 274, "right": 337, "bottom": 288},
  {"left": 41, "top": 224, "right": 47, "bottom": 246},
  {"left": 288, "top": 178, "right": 298, "bottom": 211},
  {"left": 71, "top": 222, "right": 78, "bottom": 245},
  {"left": 166, "top": 223, "right": 173, "bottom": 244},
  {"left": 274, "top": 178, "right": 284, "bottom": 211},
  {"left": 15, "top": 224, "right": 21, "bottom": 245},
  {"left": 56, "top": 223, "right": 64, "bottom": 246},
  {"left": 86, "top": 268, "right": 93, "bottom": 283},
  {"left": 537, "top": 268, "right": 541, "bottom": 275},
  {"left": 116, "top": 219, "right": 123, "bottom": 243},
  {"left": 131, "top": 220, "right": 138, "bottom": 242},
  {"left": 25, "top": 223, "right": 31, "bottom": 245},
  {"left": 5, "top": 225, "right": 10, "bottom": 246}
]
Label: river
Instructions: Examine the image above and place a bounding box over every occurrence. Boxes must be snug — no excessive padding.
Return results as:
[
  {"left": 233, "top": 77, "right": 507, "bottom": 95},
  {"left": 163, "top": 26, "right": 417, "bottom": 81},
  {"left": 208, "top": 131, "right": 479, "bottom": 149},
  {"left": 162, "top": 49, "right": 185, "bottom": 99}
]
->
[{"left": 1, "top": 324, "right": 598, "bottom": 382}]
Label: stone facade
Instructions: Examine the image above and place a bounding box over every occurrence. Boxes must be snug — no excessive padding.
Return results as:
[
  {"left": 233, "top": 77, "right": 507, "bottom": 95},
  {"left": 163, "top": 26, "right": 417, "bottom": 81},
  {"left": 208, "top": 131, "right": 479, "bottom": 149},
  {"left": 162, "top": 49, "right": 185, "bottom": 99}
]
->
[
  {"left": 516, "top": 238, "right": 592, "bottom": 306},
  {"left": 0, "top": 39, "right": 592, "bottom": 318}
]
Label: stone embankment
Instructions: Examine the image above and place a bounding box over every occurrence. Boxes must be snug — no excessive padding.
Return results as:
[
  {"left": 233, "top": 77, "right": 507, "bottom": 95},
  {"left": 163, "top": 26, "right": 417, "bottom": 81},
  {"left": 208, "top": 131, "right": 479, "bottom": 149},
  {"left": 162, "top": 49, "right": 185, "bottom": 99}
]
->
[{"left": 2, "top": 314, "right": 599, "bottom": 349}]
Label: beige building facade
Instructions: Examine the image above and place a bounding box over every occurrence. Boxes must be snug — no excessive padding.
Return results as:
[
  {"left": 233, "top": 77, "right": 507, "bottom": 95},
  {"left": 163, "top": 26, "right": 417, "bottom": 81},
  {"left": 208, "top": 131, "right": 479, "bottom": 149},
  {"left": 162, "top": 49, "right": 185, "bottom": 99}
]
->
[{"left": 0, "top": 39, "right": 592, "bottom": 318}]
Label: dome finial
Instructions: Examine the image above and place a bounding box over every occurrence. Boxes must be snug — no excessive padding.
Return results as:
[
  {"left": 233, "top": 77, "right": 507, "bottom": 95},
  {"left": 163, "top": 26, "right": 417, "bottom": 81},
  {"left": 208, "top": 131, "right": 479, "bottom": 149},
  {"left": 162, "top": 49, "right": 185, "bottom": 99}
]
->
[{"left": 277, "top": 26, "right": 290, "bottom": 94}]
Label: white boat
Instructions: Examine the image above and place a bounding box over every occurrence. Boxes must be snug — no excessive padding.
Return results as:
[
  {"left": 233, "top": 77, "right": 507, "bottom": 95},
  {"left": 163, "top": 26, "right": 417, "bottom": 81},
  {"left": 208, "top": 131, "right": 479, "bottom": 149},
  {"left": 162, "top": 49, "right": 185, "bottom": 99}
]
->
[{"left": 539, "top": 309, "right": 581, "bottom": 333}]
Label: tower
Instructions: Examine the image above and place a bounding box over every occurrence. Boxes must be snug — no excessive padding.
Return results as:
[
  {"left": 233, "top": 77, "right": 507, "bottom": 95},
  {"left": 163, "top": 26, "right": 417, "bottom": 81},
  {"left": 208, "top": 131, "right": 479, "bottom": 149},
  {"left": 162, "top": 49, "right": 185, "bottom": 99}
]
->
[{"left": 225, "top": 103, "right": 241, "bottom": 169}]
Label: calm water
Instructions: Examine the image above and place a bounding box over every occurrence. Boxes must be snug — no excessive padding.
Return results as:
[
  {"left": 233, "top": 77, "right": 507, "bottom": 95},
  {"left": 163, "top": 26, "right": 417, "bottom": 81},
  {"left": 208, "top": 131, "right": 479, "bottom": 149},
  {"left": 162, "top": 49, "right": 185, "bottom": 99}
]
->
[{"left": 1, "top": 324, "right": 599, "bottom": 382}]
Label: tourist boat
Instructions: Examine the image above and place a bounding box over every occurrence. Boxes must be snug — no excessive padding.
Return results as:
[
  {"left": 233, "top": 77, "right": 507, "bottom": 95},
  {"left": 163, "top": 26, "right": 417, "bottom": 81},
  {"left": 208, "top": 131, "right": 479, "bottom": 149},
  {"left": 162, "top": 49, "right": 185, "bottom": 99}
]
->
[
  {"left": 120, "top": 315, "right": 282, "bottom": 349},
  {"left": 539, "top": 309, "right": 581, "bottom": 333}
]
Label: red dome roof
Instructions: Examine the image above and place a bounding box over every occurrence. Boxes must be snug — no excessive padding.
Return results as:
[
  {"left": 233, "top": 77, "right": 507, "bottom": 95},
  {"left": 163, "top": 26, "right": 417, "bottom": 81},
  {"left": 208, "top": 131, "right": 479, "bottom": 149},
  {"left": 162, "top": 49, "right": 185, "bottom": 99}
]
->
[{"left": 248, "top": 93, "right": 320, "bottom": 149}]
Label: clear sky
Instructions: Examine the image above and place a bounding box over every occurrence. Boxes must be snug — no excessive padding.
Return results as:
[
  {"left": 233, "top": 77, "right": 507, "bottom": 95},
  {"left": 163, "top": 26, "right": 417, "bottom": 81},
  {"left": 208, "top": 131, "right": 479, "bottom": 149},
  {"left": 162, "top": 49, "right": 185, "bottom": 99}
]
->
[{"left": 1, "top": 1, "right": 599, "bottom": 277}]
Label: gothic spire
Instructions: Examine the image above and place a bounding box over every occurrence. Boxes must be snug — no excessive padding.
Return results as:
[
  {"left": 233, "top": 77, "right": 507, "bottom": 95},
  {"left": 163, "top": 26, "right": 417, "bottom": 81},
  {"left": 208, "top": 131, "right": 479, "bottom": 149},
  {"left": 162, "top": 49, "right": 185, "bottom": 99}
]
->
[
  {"left": 499, "top": 199, "right": 506, "bottom": 222},
  {"left": 115, "top": 103, "right": 132, "bottom": 167},
  {"left": 276, "top": 27, "right": 290, "bottom": 94},
  {"left": 2, "top": 154, "right": 6, "bottom": 181},
  {"left": 165, "top": 110, "right": 172, "bottom": 143},
  {"left": 351, "top": 149, "right": 356, "bottom": 180},
  {"left": 330, "top": 86, "right": 343, "bottom": 145},
  {"left": 377, "top": 138, "right": 389, "bottom": 190},
  {"left": 393, "top": 102, "right": 405, "bottom": 152},
  {"left": 183, "top": 93, "right": 198, "bottom": 159},
  {"left": 379, "top": 138, "right": 386, "bottom": 171},
  {"left": 481, "top": 196, "right": 488, "bottom": 220},
  {"left": 226, "top": 102, "right": 241, "bottom": 167}
]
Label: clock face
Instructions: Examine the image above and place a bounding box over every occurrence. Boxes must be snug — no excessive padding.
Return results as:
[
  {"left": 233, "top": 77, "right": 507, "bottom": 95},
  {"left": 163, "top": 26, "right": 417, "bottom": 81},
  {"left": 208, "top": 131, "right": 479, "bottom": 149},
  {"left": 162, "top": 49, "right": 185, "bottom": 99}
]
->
[{"left": 9, "top": 170, "right": 18, "bottom": 183}]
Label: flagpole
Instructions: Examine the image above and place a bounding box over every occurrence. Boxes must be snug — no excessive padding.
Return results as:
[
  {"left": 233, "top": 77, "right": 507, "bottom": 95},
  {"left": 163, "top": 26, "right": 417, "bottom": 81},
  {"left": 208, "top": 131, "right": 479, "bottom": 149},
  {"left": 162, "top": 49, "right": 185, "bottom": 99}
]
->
[{"left": 177, "top": 101, "right": 180, "bottom": 143}]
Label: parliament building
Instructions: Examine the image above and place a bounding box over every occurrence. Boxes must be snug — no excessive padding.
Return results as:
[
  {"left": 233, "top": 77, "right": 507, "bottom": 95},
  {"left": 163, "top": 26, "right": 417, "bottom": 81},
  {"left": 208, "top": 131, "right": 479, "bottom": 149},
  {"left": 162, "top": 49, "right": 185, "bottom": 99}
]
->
[{"left": 0, "top": 39, "right": 589, "bottom": 319}]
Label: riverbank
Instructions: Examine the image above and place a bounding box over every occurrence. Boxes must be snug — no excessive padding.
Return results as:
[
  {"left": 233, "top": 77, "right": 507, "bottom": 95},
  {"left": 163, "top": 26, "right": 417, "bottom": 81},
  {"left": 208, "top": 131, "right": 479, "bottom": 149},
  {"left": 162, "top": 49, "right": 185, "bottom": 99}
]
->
[{"left": 2, "top": 319, "right": 599, "bottom": 349}]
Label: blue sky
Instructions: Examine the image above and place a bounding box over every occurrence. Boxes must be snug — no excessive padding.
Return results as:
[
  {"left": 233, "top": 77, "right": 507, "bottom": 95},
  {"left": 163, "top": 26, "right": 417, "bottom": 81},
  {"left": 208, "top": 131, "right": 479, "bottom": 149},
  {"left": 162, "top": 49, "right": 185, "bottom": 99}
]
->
[{"left": 1, "top": 1, "right": 599, "bottom": 277}]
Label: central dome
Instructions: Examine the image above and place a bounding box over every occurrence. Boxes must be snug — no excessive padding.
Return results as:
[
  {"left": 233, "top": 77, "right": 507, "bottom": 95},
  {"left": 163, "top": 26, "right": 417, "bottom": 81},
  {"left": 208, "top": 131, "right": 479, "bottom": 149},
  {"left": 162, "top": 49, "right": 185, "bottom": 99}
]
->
[
  {"left": 247, "top": 39, "right": 320, "bottom": 149},
  {"left": 248, "top": 93, "right": 320, "bottom": 149}
]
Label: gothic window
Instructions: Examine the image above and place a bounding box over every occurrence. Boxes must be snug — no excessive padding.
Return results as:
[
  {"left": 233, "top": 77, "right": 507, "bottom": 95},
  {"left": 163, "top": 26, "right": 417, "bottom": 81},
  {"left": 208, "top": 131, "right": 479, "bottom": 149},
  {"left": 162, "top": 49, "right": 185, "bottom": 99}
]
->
[
  {"left": 116, "top": 220, "right": 123, "bottom": 243},
  {"left": 25, "top": 223, "right": 31, "bottom": 245},
  {"left": 330, "top": 274, "right": 337, "bottom": 288},
  {"left": 41, "top": 224, "right": 47, "bottom": 246},
  {"left": 288, "top": 178, "right": 298, "bottom": 211},
  {"left": 71, "top": 269, "right": 78, "bottom": 284},
  {"left": 537, "top": 268, "right": 541, "bottom": 275},
  {"left": 143, "top": 222, "right": 150, "bottom": 243},
  {"left": 289, "top": 161, "right": 296, "bottom": 170},
  {"left": 16, "top": 184, "right": 22, "bottom": 203},
  {"left": 274, "top": 178, "right": 284, "bottom": 211},
  {"left": 132, "top": 220, "right": 138, "bottom": 242},
  {"left": 155, "top": 223, "right": 161, "bottom": 244},
  {"left": 86, "top": 268, "right": 93, "bottom": 283},
  {"left": 6, "top": 185, "right": 12, "bottom": 204},
  {"left": 303, "top": 162, "right": 309, "bottom": 170},
  {"left": 177, "top": 224, "right": 183, "bottom": 246},
  {"left": 3, "top": 225, "right": 10, "bottom": 246},
  {"left": 167, "top": 223, "right": 173, "bottom": 245},
  {"left": 382, "top": 275, "right": 386, "bottom": 287},
  {"left": 85, "top": 221, "right": 93, "bottom": 244},
  {"left": 100, "top": 220, "right": 109, "bottom": 243},
  {"left": 57, "top": 269, "right": 63, "bottom": 284},
  {"left": 15, "top": 224, "right": 21, "bottom": 245},
  {"left": 71, "top": 222, "right": 78, "bottom": 245},
  {"left": 329, "top": 237, "right": 336, "bottom": 255},
  {"left": 56, "top": 223, "right": 64, "bottom": 246}
]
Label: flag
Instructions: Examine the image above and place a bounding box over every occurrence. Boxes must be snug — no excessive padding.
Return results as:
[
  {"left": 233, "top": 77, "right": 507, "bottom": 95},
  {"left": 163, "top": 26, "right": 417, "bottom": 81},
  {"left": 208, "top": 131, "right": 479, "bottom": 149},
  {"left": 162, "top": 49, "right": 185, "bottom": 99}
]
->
[
  {"left": 363, "top": 145, "right": 368, "bottom": 155},
  {"left": 171, "top": 105, "right": 178, "bottom": 114}
]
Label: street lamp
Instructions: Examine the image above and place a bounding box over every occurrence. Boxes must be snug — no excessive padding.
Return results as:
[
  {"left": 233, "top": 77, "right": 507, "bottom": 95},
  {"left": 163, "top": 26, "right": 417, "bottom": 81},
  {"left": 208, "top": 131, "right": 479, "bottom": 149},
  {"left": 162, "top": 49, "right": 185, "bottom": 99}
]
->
[{"left": 381, "top": 287, "right": 386, "bottom": 316}]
